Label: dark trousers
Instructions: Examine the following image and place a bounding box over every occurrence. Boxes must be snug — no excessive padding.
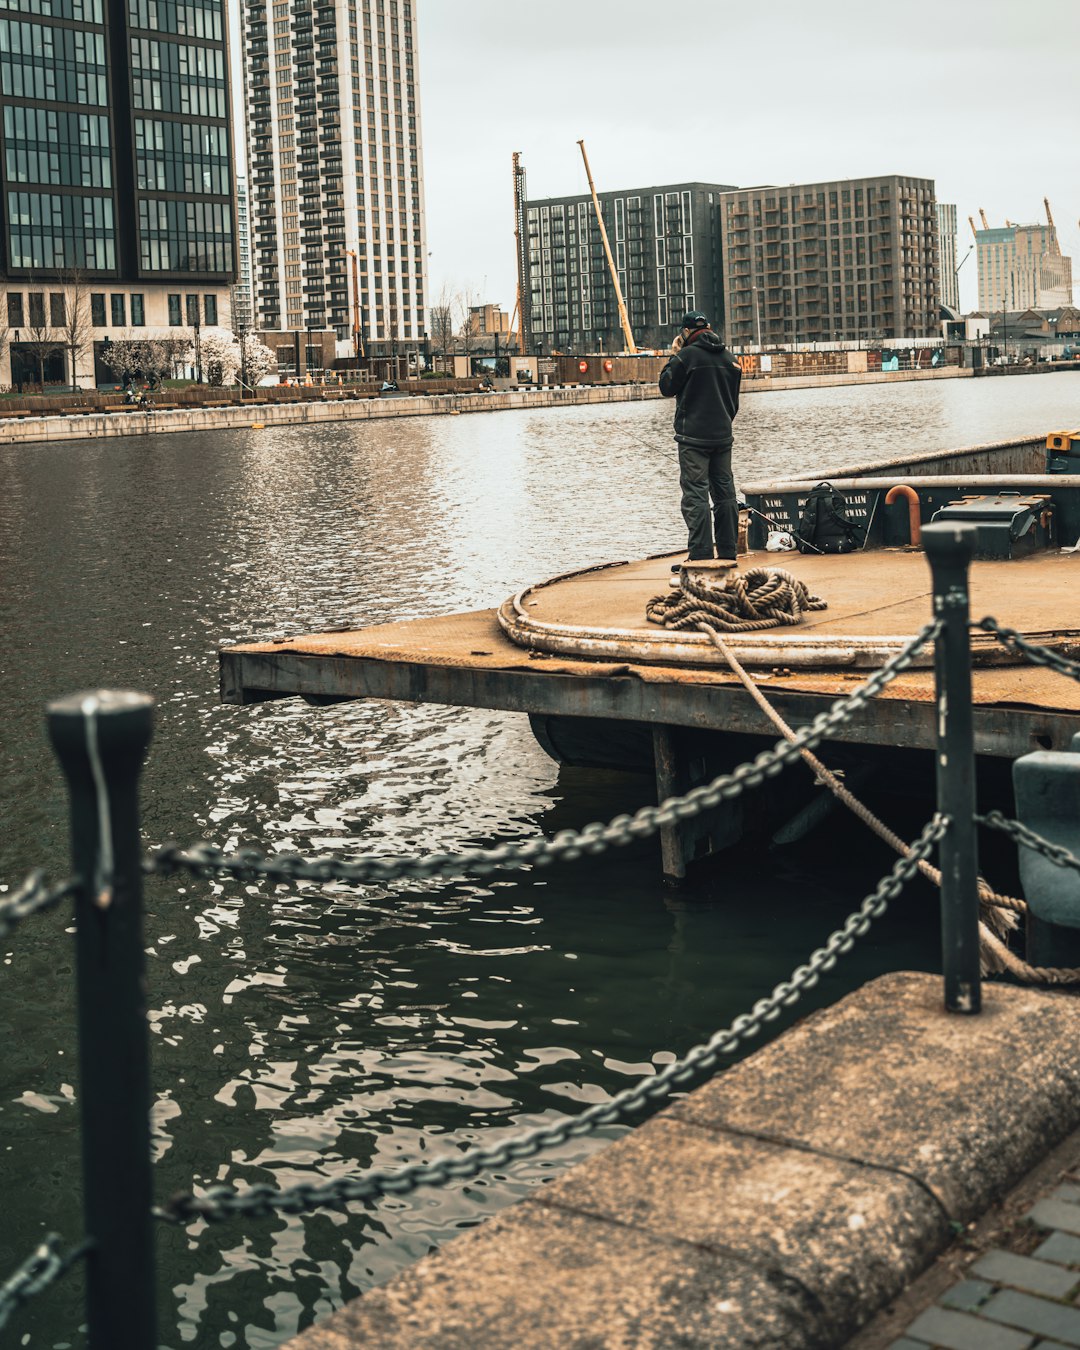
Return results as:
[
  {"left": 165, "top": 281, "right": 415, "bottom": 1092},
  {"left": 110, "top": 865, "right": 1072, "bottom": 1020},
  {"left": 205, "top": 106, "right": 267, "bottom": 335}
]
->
[{"left": 678, "top": 442, "right": 738, "bottom": 560}]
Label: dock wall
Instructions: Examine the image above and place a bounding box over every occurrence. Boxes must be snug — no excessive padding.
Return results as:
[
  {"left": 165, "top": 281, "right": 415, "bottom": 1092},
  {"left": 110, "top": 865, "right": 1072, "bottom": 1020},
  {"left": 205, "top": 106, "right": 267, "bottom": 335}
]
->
[
  {"left": 0, "top": 367, "right": 972, "bottom": 447},
  {"left": 282, "top": 971, "right": 1080, "bottom": 1350}
]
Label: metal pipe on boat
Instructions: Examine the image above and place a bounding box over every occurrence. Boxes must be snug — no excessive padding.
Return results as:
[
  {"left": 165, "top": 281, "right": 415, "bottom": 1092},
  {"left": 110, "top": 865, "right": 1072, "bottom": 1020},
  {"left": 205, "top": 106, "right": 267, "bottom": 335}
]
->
[{"left": 885, "top": 484, "right": 923, "bottom": 547}]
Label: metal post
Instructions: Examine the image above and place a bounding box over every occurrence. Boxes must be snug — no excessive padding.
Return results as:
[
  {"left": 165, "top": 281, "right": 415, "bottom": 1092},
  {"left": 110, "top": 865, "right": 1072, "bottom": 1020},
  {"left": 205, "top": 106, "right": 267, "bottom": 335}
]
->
[
  {"left": 923, "top": 523, "right": 981, "bottom": 1013},
  {"left": 47, "top": 690, "right": 157, "bottom": 1350}
]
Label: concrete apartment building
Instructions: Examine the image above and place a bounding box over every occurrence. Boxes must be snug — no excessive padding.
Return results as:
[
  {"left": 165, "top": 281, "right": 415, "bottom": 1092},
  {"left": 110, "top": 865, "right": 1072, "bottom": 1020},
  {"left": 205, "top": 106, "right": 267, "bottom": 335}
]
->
[
  {"left": 233, "top": 174, "right": 255, "bottom": 331},
  {"left": 0, "top": 0, "right": 237, "bottom": 387},
  {"left": 718, "top": 175, "right": 941, "bottom": 345},
  {"left": 937, "top": 202, "right": 960, "bottom": 312},
  {"left": 243, "top": 0, "right": 427, "bottom": 371},
  {"left": 523, "top": 182, "right": 736, "bottom": 353},
  {"left": 975, "top": 218, "right": 1073, "bottom": 313}
]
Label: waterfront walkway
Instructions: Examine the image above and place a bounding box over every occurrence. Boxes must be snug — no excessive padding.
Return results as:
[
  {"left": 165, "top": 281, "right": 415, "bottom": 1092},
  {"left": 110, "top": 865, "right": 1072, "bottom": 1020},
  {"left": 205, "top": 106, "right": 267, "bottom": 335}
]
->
[
  {"left": 852, "top": 1128, "right": 1080, "bottom": 1350},
  {"left": 0, "top": 366, "right": 970, "bottom": 446}
]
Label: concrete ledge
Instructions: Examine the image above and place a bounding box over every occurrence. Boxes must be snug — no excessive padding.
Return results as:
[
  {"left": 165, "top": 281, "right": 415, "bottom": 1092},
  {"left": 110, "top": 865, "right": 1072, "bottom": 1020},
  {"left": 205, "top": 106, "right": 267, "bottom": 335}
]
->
[{"left": 283, "top": 972, "right": 1080, "bottom": 1348}]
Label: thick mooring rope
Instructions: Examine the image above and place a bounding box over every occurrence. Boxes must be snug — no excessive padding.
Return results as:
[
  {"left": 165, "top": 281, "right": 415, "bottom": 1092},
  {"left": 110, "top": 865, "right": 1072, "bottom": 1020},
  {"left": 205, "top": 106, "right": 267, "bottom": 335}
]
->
[
  {"left": 648, "top": 566, "right": 1080, "bottom": 985},
  {"left": 646, "top": 565, "right": 827, "bottom": 633}
]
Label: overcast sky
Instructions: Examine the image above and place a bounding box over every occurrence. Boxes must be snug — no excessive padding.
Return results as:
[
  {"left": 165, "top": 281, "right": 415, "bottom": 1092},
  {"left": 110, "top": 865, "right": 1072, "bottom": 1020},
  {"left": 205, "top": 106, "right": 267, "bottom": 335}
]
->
[{"left": 416, "top": 0, "right": 1080, "bottom": 317}]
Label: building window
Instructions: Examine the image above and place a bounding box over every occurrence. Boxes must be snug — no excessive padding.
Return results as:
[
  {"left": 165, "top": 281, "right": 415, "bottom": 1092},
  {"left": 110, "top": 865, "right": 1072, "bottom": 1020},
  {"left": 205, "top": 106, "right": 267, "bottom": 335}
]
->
[
  {"left": 203, "top": 294, "right": 217, "bottom": 324},
  {"left": 28, "top": 292, "right": 45, "bottom": 326},
  {"left": 138, "top": 198, "right": 233, "bottom": 274},
  {"left": 167, "top": 292, "right": 182, "bottom": 325},
  {"left": 130, "top": 293, "right": 145, "bottom": 326},
  {"left": 91, "top": 292, "right": 106, "bottom": 325},
  {"left": 50, "top": 292, "right": 65, "bottom": 326},
  {"left": 7, "top": 191, "right": 115, "bottom": 270},
  {"left": 110, "top": 293, "right": 125, "bottom": 326},
  {"left": 185, "top": 293, "right": 199, "bottom": 325},
  {"left": 7, "top": 292, "right": 23, "bottom": 327}
]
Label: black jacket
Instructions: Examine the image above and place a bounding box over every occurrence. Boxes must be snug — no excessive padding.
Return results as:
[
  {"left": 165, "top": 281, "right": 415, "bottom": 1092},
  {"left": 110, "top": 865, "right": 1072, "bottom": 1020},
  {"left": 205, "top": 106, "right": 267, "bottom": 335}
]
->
[{"left": 658, "top": 330, "right": 742, "bottom": 449}]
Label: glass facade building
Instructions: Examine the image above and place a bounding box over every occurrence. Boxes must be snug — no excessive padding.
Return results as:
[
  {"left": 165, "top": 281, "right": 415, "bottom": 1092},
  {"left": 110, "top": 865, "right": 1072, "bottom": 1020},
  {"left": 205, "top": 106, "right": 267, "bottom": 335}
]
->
[
  {"left": 243, "top": 0, "right": 427, "bottom": 358},
  {"left": 0, "top": 0, "right": 235, "bottom": 288}
]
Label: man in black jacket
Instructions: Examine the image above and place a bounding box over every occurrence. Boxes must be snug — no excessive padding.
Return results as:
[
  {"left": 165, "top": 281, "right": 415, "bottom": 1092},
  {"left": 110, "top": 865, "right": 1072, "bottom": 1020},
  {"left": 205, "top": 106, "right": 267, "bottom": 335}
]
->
[{"left": 658, "top": 311, "right": 742, "bottom": 561}]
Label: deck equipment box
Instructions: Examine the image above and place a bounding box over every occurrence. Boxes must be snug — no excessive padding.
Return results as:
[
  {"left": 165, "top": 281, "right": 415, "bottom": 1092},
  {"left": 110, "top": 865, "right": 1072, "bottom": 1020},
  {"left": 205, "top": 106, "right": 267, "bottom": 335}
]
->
[{"left": 930, "top": 492, "right": 1056, "bottom": 559}]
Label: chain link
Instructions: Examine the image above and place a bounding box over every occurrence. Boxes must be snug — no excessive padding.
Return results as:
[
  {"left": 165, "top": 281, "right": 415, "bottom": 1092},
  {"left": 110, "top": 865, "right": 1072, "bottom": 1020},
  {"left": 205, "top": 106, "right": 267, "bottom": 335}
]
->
[
  {"left": 146, "top": 620, "right": 942, "bottom": 893},
  {"left": 157, "top": 812, "right": 946, "bottom": 1225},
  {"left": 977, "top": 810, "right": 1080, "bottom": 875},
  {"left": 975, "top": 617, "right": 1080, "bottom": 683},
  {"left": 0, "top": 872, "right": 79, "bottom": 941},
  {"left": 0, "top": 1234, "right": 91, "bottom": 1333}
]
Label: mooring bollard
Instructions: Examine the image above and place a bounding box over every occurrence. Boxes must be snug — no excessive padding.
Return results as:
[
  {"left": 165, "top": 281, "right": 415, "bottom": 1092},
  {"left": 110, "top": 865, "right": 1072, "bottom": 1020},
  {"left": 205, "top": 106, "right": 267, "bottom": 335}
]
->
[
  {"left": 47, "top": 691, "right": 157, "bottom": 1350},
  {"left": 923, "top": 523, "right": 981, "bottom": 1013}
]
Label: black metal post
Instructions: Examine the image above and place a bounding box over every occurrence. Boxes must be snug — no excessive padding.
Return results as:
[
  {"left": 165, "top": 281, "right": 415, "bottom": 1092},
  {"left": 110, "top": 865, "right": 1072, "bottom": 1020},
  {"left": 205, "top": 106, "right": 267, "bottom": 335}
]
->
[
  {"left": 923, "top": 523, "right": 981, "bottom": 1013},
  {"left": 47, "top": 690, "right": 157, "bottom": 1350}
]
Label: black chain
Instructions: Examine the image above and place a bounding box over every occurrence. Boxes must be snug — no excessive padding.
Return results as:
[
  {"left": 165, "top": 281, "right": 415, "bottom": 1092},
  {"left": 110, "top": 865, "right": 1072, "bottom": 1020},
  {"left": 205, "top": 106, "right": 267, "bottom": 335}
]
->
[
  {"left": 975, "top": 617, "right": 1080, "bottom": 683},
  {"left": 977, "top": 810, "right": 1080, "bottom": 875},
  {"left": 146, "top": 620, "right": 942, "bottom": 893},
  {"left": 157, "top": 813, "right": 946, "bottom": 1225},
  {"left": 0, "top": 1235, "right": 92, "bottom": 1333},
  {"left": 0, "top": 872, "right": 79, "bottom": 941}
]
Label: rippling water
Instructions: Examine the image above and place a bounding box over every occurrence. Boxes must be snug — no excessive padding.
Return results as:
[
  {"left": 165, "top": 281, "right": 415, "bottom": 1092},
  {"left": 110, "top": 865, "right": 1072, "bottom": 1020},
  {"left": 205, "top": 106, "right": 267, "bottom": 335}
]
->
[{"left": 1, "top": 374, "right": 1077, "bottom": 1347}]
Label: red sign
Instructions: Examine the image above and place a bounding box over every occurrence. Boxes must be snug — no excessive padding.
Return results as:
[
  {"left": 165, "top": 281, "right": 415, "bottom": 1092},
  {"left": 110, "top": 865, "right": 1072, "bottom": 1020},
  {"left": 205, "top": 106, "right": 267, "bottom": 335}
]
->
[{"left": 578, "top": 360, "right": 588, "bottom": 373}]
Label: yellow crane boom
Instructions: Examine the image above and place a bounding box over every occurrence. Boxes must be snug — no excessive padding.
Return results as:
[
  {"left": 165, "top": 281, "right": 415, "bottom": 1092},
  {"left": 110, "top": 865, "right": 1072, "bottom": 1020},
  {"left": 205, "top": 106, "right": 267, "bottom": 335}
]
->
[
  {"left": 968, "top": 214, "right": 979, "bottom": 240},
  {"left": 577, "top": 139, "right": 636, "bottom": 354},
  {"left": 979, "top": 208, "right": 990, "bottom": 230},
  {"left": 511, "top": 152, "right": 530, "bottom": 356},
  {"left": 1044, "top": 197, "right": 1056, "bottom": 230}
]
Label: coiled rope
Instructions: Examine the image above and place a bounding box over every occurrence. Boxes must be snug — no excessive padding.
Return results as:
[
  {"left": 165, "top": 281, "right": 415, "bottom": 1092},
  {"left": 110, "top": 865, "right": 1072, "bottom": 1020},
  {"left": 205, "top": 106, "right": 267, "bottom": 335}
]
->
[
  {"left": 645, "top": 565, "right": 827, "bottom": 633},
  {"left": 647, "top": 565, "right": 1080, "bottom": 985}
]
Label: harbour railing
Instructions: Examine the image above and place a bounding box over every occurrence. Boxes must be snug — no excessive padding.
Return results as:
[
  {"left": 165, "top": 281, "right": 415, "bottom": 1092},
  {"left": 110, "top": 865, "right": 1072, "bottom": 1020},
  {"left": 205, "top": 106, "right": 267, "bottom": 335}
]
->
[{"left": 5, "top": 522, "right": 1077, "bottom": 1347}]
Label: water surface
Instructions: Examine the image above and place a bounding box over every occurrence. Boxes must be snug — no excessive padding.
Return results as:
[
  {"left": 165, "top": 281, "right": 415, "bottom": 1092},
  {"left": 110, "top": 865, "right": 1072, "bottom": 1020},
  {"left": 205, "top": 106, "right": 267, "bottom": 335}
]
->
[{"left": 1, "top": 373, "right": 1077, "bottom": 1347}]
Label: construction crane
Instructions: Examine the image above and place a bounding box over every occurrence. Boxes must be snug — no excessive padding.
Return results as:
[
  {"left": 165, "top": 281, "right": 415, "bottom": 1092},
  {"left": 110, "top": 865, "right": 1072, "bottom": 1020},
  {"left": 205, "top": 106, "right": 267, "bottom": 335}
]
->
[
  {"left": 345, "top": 249, "right": 364, "bottom": 359},
  {"left": 1044, "top": 197, "right": 1056, "bottom": 231},
  {"left": 577, "top": 139, "right": 636, "bottom": 354},
  {"left": 968, "top": 215, "right": 979, "bottom": 240},
  {"left": 511, "top": 152, "right": 531, "bottom": 356},
  {"left": 979, "top": 208, "right": 990, "bottom": 230}
]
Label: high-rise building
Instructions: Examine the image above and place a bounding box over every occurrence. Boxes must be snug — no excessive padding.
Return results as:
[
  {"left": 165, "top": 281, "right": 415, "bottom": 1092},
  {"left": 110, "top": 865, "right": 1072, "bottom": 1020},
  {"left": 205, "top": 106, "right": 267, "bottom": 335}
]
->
[
  {"left": 523, "top": 183, "right": 734, "bottom": 353},
  {"left": 0, "top": 0, "right": 237, "bottom": 386},
  {"left": 937, "top": 203, "right": 959, "bottom": 312},
  {"left": 718, "top": 175, "right": 940, "bottom": 345},
  {"left": 243, "top": 0, "right": 427, "bottom": 367},
  {"left": 975, "top": 217, "right": 1073, "bottom": 312},
  {"left": 233, "top": 174, "right": 255, "bottom": 331}
]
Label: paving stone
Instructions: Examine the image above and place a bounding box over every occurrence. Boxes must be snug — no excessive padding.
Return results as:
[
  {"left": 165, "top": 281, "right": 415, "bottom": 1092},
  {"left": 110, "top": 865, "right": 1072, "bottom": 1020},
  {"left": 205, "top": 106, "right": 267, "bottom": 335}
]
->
[
  {"left": 981, "top": 1288, "right": 1080, "bottom": 1344},
  {"left": 940, "top": 1277, "right": 995, "bottom": 1310},
  {"left": 1030, "top": 1200, "right": 1080, "bottom": 1237},
  {"left": 905, "top": 1305, "right": 1035, "bottom": 1350},
  {"left": 973, "top": 1251, "right": 1080, "bottom": 1299},
  {"left": 1054, "top": 1185, "right": 1080, "bottom": 1205},
  {"left": 1035, "top": 1233, "right": 1080, "bottom": 1268}
]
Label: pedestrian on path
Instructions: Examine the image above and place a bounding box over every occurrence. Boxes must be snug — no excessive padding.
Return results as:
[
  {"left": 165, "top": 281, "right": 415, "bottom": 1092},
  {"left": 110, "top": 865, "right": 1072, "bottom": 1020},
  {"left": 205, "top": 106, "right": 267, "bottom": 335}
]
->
[{"left": 659, "top": 311, "right": 742, "bottom": 562}]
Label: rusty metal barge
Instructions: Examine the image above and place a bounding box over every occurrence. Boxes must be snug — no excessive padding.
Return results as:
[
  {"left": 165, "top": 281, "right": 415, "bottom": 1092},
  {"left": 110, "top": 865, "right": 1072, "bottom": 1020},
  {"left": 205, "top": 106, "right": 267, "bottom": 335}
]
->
[{"left": 220, "top": 431, "right": 1080, "bottom": 879}]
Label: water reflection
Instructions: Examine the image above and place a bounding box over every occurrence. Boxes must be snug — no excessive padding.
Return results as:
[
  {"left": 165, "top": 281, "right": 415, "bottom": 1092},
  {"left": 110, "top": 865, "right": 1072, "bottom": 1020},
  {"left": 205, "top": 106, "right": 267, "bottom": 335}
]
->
[{"left": 0, "top": 376, "right": 1073, "bottom": 1347}]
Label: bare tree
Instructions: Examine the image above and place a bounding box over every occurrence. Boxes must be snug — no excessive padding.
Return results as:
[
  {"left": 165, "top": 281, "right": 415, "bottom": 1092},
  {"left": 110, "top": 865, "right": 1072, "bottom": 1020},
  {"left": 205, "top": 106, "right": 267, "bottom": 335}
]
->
[
  {"left": 57, "top": 268, "right": 94, "bottom": 390},
  {"left": 21, "top": 284, "right": 63, "bottom": 390},
  {"left": 0, "top": 295, "right": 10, "bottom": 388},
  {"left": 429, "top": 280, "right": 458, "bottom": 354},
  {"left": 458, "top": 283, "right": 480, "bottom": 358}
]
